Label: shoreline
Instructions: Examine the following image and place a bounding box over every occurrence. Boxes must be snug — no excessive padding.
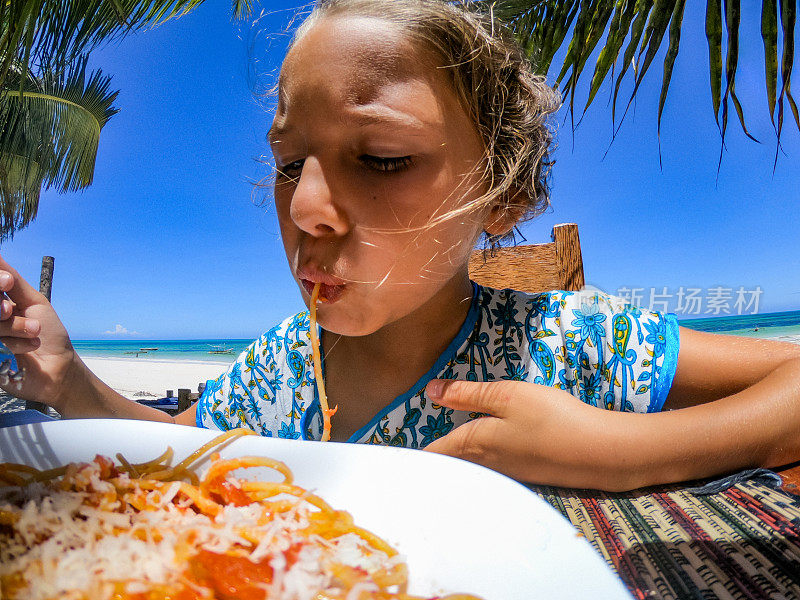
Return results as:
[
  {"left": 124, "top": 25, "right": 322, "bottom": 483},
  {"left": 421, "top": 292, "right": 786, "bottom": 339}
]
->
[
  {"left": 2, "top": 329, "right": 798, "bottom": 413},
  {"left": 79, "top": 330, "right": 799, "bottom": 400}
]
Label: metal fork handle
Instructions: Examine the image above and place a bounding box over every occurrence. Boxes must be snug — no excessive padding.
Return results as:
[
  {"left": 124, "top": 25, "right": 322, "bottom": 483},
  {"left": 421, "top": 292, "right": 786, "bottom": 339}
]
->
[{"left": 0, "top": 357, "right": 23, "bottom": 386}]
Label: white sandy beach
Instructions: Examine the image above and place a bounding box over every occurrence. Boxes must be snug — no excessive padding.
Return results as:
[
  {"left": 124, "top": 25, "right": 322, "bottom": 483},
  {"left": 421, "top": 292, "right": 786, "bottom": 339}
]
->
[{"left": 81, "top": 356, "right": 232, "bottom": 400}]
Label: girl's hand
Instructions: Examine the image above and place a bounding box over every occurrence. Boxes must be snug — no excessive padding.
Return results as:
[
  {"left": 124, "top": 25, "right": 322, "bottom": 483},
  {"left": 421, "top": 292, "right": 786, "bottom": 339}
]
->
[
  {"left": 423, "top": 379, "right": 633, "bottom": 490},
  {"left": 0, "top": 256, "right": 80, "bottom": 410}
]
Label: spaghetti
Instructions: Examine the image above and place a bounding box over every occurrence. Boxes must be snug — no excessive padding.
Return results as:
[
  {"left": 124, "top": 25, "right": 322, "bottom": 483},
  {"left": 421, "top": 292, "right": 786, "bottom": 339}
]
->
[
  {"left": 0, "top": 429, "right": 480, "bottom": 600},
  {"left": 309, "top": 282, "right": 337, "bottom": 442}
]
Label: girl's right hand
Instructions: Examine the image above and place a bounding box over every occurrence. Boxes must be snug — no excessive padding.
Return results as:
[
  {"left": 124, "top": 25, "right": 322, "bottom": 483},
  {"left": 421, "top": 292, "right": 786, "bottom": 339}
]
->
[{"left": 0, "top": 255, "right": 80, "bottom": 410}]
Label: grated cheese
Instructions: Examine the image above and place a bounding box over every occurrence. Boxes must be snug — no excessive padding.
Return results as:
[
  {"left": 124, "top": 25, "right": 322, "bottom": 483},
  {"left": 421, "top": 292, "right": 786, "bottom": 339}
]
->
[{"left": 0, "top": 458, "right": 405, "bottom": 600}]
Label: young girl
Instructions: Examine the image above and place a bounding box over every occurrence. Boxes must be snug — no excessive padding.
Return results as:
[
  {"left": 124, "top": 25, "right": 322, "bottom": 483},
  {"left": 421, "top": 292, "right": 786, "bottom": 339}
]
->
[{"left": 2, "top": 0, "right": 800, "bottom": 492}]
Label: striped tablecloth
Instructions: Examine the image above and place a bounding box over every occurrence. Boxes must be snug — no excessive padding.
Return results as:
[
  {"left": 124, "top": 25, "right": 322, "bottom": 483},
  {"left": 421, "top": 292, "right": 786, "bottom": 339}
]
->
[{"left": 530, "top": 479, "right": 800, "bottom": 599}]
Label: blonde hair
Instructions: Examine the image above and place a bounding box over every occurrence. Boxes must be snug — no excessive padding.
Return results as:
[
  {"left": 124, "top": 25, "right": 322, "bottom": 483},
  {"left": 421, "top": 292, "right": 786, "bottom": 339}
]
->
[{"left": 290, "top": 0, "right": 562, "bottom": 244}]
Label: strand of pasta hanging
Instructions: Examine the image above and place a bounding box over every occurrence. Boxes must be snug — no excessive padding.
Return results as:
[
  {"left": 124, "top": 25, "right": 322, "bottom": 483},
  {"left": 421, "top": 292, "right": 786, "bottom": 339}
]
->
[{"left": 309, "top": 282, "right": 337, "bottom": 442}]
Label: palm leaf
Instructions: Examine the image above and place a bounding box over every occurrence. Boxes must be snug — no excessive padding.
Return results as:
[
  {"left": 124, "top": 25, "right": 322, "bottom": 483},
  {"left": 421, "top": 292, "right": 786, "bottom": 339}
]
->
[
  {"left": 486, "top": 1, "right": 581, "bottom": 76},
  {"left": 776, "top": 0, "right": 799, "bottom": 157},
  {"left": 705, "top": 0, "right": 723, "bottom": 130},
  {"left": 611, "top": 0, "right": 654, "bottom": 127},
  {"left": 1, "top": 0, "right": 253, "bottom": 91},
  {"left": 537, "top": 2, "right": 581, "bottom": 74},
  {"left": 0, "top": 0, "right": 254, "bottom": 240},
  {"left": 0, "top": 55, "right": 118, "bottom": 239},
  {"left": 231, "top": 0, "right": 253, "bottom": 21},
  {"left": 0, "top": 153, "right": 42, "bottom": 241},
  {"left": 584, "top": 0, "right": 636, "bottom": 112},
  {"left": 762, "top": 0, "right": 778, "bottom": 130},
  {"left": 556, "top": 0, "right": 617, "bottom": 126},
  {"left": 615, "top": 0, "right": 677, "bottom": 129},
  {"left": 719, "top": 0, "right": 758, "bottom": 161},
  {"left": 657, "top": 0, "right": 685, "bottom": 164},
  {"left": 480, "top": 0, "right": 798, "bottom": 157}
]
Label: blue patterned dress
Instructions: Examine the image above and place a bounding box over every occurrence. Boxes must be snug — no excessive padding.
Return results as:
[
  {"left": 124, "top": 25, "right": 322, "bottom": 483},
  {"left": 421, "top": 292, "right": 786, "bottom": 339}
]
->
[{"left": 197, "top": 285, "right": 680, "bottom": 446}]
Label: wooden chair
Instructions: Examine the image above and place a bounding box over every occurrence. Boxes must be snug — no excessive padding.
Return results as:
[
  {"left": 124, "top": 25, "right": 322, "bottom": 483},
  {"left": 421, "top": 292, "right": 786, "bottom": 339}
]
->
[{"left": 469, "top": 223, "right": 585, "bottom": 293}]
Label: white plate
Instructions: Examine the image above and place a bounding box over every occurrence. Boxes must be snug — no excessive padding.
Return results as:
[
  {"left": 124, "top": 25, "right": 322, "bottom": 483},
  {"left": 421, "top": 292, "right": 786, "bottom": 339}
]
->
[{"left": 0, "top": 419, "right": 631, "bottom": 599}]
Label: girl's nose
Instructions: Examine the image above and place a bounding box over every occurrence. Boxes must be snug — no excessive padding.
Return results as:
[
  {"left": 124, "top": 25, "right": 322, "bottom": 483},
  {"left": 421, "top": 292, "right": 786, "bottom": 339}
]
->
[{"left": 289, "top": 157, "right": 349, "bottom": 237}]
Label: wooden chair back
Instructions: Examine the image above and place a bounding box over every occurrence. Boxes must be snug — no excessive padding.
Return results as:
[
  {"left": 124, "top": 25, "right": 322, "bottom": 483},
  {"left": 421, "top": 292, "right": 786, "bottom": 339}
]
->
[{"left": 468, "top": 223, "right": 585, "bottom": 293}]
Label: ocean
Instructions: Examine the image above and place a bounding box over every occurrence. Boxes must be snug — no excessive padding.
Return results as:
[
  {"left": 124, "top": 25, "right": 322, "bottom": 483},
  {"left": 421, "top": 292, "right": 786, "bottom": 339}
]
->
[
  {"left": 66, "top": 310, "right": 800, "bottom": 361},
  {"left": 71, "top": 339, "right": 254, "bottom": 362},
  {"left": 679, "top": 309, "right": 800, "bottom": 342}
]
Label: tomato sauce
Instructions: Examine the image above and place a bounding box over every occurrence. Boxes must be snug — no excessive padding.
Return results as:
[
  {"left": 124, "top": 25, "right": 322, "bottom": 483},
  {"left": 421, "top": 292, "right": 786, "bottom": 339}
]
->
[
  {"left": 109, "top": 544, "right": 305, "bottom": 600},
  {"left": 206, "top": 476, "right": 252, "bottom": 507},
  {"left": 188, "top": 549, "right": 275, "bottom": 600}
]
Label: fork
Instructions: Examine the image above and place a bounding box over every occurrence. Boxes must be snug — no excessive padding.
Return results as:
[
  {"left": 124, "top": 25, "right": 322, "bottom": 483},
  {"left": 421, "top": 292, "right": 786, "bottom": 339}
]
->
[{"left": 0, "top": 346, "right": 23, "bottom": 387}]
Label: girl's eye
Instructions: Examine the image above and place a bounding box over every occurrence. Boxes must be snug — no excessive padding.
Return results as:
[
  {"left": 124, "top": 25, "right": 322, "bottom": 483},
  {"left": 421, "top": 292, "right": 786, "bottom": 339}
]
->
[
  {"left": 276, "top": 159, "right": 304, "bottom": 179},
  {"left": 360, "top": 155, "right": 413, "bottom": 173}
]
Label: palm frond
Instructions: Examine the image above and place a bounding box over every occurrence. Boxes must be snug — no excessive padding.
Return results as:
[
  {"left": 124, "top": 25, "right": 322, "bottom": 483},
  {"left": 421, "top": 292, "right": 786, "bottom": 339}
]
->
[
  {"left": 657, "top": 0, "right": 685, "bottom": 164},
  {"left": 0, "top": 55, "right": 118, "bottom": 239},
  {"left": 719, "top": 0, "right": 758, "bottom": 164},
  {"left": 761, "top": 0, "right": 778, "bottom": 131},
  {"left": 705, "top": 0, "right": 722, "bottom": 131},
  {"left": 1, "top": 0, "right": 217, "bottom": 90},
  {"left": 609, "top": 0, "right": 652, "bottom": 127},
  {"left": 776, "top": 0, "right": 799, "bottom": 157},
  {"left": 0, "top": 153, "right": 42, "bottom": 242},
  {"left": 231, "top": 0, "right": 253, "bottom": 21},
  {"left": 475, "top": 0, "right": 800, "bottom": 157},
  {"left": 615, "top": 0, "right": 678, "bottom": 131},
  {"left": 584, "top": 0, "right": 635, "bottom": 112},
  {"left": 555, "top": 0, "right": 617, "bottom": 125},
  {"left": 487, "top": 1, "right": 581, "bottom": 75}
]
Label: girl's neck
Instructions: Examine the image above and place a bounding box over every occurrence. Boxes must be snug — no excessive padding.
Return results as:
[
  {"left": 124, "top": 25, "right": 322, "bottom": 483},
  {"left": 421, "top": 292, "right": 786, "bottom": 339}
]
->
[
  {"left": 321, "top": 273, "right": 475, "bottom": 441},
  {"left": 324, "top": 273, "right": 474, "bottom": 370}
]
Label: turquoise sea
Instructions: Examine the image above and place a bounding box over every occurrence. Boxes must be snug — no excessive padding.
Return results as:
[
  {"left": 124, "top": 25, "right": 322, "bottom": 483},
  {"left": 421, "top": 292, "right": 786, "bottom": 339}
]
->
[
  {"left": 72, "top": 339, "right": 254, "bottom": 362},
  {"left": 679, "top": 309, "right": 800, "bottom": 340},
  {"left": 69, "top": 310, "right": 800, "bottom": 361}
]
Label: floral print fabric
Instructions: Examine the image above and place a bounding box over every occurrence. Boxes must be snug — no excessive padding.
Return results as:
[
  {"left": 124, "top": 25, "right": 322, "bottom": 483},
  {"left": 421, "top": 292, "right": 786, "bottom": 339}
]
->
[{"left": 197, "top": 285, "right": 680, "bottom": 447}]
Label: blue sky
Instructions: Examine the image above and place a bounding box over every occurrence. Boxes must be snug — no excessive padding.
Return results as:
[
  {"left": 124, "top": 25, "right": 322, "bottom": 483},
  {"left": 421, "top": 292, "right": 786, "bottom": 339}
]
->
[{"left": 2, "top": 1, "right": 798, "bottom": 339}]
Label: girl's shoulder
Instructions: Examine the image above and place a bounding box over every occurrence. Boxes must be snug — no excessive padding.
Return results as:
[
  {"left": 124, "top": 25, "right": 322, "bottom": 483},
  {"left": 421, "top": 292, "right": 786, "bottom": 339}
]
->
[
  {"left": 475, "top": 284, "right": 649, "bottom": 319},
  {"left": 472, "top": 284, "right": 679, "bottom": 412},
  {"left": 198, "top": 309, "right": 318, "bottom": 436},
  {"left": 213, "top": 310, "right": 315, "bottom": 380},
  {"left": 254, "top": 310, "right": 313, "bottom": 353}
]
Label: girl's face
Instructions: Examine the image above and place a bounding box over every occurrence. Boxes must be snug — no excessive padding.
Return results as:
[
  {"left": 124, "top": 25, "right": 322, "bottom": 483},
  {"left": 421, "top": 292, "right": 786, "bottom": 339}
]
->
[{"left": 271, "top": 15, "right": 496, "bottom": 336}]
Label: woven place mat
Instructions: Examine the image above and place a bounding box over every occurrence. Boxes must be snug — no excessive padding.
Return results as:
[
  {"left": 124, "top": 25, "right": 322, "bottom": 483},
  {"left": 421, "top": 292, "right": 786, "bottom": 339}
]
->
[{"left": 530, "top": 481, "right": 800, "bottom": 599}]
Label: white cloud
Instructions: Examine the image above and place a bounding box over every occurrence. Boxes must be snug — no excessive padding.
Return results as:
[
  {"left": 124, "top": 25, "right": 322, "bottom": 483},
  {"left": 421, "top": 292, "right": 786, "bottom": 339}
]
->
[{"left": 103, "top": 324, "right": 138, "bottom": 336}]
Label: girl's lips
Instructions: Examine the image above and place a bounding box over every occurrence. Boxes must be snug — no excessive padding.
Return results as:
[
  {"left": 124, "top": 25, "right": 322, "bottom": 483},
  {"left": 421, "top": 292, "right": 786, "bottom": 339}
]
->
[{"left": 300, "top": 279, "right": 346, "bottom": 303}]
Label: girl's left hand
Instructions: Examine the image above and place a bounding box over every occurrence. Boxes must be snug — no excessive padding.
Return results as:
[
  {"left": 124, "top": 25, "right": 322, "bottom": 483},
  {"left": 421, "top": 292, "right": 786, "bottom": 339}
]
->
[{"left": 423, "top": 379, "right": 630, "bottom": 490}]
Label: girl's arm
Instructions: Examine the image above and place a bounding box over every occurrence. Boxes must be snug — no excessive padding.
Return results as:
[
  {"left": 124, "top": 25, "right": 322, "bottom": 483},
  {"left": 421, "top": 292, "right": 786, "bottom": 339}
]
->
[
  {"left": 627, "top": 327, "right": 800, "bottom": 482},
  {"left": 425, "top": 329, "right": 800, "bottom": 491},
  {"left": 0, "top": 257, "right": 197, "bottom": 426},
  {"left": 664, "top": 327, "right": 800, "bottom": 408},
  {"left": 55, "top": 353, "right": 198, "bottom": 425}
]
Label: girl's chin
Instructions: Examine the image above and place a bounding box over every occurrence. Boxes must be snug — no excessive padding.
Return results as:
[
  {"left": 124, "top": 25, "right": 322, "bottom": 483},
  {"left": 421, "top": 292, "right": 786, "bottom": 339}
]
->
[{"left": 312, "top": 307, "right": 384, "bottom": 338}]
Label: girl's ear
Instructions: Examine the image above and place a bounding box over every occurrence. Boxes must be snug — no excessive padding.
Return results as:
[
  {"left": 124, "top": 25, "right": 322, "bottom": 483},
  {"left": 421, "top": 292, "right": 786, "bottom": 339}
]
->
[{"left": 483, "top": 191, "right": 526, "bottom": 237}]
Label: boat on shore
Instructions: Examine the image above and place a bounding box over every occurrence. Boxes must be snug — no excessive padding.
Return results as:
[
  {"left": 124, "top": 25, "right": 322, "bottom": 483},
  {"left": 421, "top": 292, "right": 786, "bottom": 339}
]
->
[
  {"left": 208, "top": 344, "right": 234, "bottom": 355},
  {"left": 122, "top": 348, "right": 159, "bottom": 357}
]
